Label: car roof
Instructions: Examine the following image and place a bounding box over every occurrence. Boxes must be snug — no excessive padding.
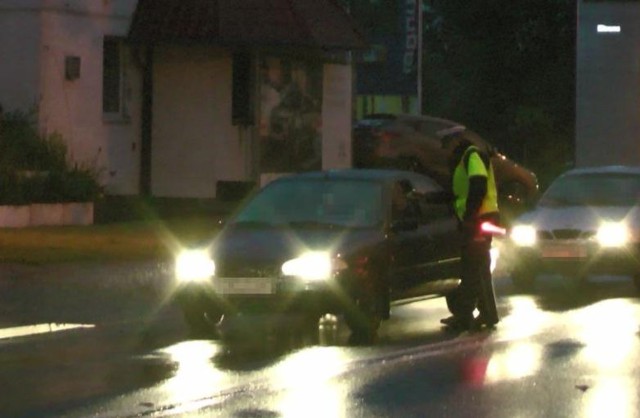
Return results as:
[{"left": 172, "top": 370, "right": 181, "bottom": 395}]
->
[
  {"left": 357, "top": 112, "right": 489, "bottom": 147},
  {"left": 269, "top": 169, "right": 444, "bottom": 194},
  {"left": 360, "top": 112, "right": 462, "bottom": 127},
  {"left": 562, "top": 165, "right": 640, "bottom": 176},
  {"left": 276, "top": 168, "right": 429, "bottom": 182}
]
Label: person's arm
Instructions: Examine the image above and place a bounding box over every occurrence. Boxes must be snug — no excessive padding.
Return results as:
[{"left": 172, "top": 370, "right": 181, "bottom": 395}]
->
[
  {"left": 464, "top": 176, "right": 487, "bottom": 221},
  {"left": 463, "top": 150, "right": 489, "bottom": 222}
]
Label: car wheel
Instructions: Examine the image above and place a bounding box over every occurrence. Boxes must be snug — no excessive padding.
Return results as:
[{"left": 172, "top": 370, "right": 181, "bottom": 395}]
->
[
  {"left": 445, "top": 287, "right": 460, "bottom": 314},
  {"left": 510, "top": 268, "right": 536, "bottom": 292},
  {"left": 344, "top": 279, "right": 384, "bottom": 345},
  {"left": 179, "top": 300, "right": 223, "bottom": 339}
]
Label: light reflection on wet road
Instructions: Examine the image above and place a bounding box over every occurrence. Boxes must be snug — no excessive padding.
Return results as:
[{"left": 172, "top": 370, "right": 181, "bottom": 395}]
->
[{"left": 1, "top": 264, "right": 639, "bottom": 417}]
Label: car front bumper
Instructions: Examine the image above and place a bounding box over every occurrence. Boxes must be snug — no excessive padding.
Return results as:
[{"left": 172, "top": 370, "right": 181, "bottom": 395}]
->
[
  {"left": 174, "top": 275, "right": 348, "bottom": 315},
  {"left": 508, "top": 240, "right": 640, "bottom": 277}
]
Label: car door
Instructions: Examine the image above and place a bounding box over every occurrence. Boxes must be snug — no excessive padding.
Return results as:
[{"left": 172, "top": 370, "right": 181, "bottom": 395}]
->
[{"left": 386, "top": 178, "right": 442, "bottom": 294}]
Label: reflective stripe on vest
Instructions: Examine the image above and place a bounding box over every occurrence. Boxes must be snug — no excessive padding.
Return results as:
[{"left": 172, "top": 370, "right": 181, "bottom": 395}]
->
[{"left": 452, "top": 146, "right": 499, "bottom": 220}]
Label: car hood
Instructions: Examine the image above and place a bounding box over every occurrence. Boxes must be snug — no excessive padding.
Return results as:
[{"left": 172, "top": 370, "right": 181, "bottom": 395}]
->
[
  {"left": 212, "top": 225, "right": 383, "bottom": 263},
  {"left": 515, "top": 205, "right": 640, "bottom": 230}
]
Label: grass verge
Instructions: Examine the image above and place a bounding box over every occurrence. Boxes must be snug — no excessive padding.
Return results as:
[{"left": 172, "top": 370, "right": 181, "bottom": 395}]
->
[{"left": 0, "top": 217, "right": 222, "bottom": 264}]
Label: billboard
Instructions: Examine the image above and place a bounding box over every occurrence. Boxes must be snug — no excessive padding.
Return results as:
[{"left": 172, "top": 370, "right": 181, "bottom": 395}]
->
[
  {"left": 259, "top": 56, "right": 323, "bottom": 173},
  {"left": 353, "top": 0, "right": 421, "bottom": 96}
]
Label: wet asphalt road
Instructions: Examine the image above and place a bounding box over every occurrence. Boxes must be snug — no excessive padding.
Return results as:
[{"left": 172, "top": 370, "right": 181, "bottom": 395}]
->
[{"left": 1, "top": 263, "right": 640, "bottom": 417}]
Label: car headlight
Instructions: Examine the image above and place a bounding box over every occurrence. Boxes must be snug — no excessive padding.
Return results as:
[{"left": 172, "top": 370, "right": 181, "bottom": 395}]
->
[
  {"left": 281, "top": 251, "right": 347, "bottom": 281},
  {"left": 596, "top": 221, "right": 629, "bottom": 247},
  {"left": 175, "top": 249, "right": 215, "bottom": 282},
  {"left": 510, "top": 224, "right": 537, "bottom": 247}
]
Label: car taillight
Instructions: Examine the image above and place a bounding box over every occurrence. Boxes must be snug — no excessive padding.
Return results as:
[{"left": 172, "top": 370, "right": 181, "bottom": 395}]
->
[
  {"left": 353, "top": 255, "right": 370, "bottom": 277},
  {"left": 377, "top": 131, "right": 400, "bottom": 145},
  {"left": 373, "top": 130, "right": 400, "bottom": 156}
]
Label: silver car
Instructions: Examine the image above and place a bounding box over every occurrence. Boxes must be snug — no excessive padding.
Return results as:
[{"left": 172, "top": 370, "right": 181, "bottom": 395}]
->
[{"left": 505, "top": 165, "right": 640, "bottom": 291}]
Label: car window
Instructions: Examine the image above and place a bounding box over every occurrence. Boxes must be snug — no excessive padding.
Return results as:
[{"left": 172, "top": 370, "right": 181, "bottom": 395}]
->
[
  {"left": 399, "top": 174, "right": 452, "bottom": 222},
  {"left": 391, "top": 180, "right": 421, "bottom": 221},
  {"left": 355, "top": 119, "right": 391, "bottom": 129},
  {"left": 539, "top": 173, "right": 640, "bottom": 207},
  {"left": 233, "top": 178, "right": 384, "bottom": 227},
  {"left": 405, "top": 173, "right": 442, "bottom": 194}
]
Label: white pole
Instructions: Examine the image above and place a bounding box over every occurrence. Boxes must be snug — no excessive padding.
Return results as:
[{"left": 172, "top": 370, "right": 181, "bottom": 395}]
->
[{"left": 416, "top": 0, "right": 423, "bottom": 115}]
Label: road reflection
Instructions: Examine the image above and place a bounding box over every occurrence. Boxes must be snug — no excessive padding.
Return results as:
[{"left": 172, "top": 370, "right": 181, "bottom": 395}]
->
[{"left": 273, "top": 348, "right": 350, "bottom": 418}]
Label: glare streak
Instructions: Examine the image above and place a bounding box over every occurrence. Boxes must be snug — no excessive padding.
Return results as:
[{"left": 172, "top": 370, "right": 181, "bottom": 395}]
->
[{"left": 0, "top": 323, "right": 94, "bottom": 340}]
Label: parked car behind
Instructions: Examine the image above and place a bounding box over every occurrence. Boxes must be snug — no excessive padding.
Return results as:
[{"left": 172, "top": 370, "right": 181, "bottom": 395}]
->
[
  {"left": 173, "top": 168, "right": 462, "bottom": 344},
  {"left": 505, "top": 165, "right": 640, "bottom": 292},
  {"left": 353, "top": 113, "right": 539, "bottom": 222}
]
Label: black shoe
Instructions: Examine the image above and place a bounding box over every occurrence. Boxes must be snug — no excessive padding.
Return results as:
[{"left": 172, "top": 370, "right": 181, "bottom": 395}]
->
[
  {"left": 472, "top": 316, "right": 498, "bottom": 330},
  {"left": 441, "top": 316, "right": 472, "bottom": 331},
  {"left": 440, "top": 316, "right": 457, "bottom": 326}
]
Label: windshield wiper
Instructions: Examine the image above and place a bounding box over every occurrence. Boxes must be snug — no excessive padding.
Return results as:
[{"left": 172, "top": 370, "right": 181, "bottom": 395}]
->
[
  {"left": 539, "top": 196, "right": 573, "bottom": 207},
  {"left": 287, "top": 220, "right": 346, "bottom": 229},
  {"left": 230, "top": 220, "right": 274, "bottom": 228}
]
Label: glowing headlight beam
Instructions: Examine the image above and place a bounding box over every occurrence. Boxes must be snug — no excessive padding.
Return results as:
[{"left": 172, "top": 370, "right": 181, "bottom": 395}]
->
[
  {"left": 175, "top": 249, "right": 215, "bottom": 282},
  {"left": 510, "top": 225, "right": 537, "bottom": 247},
  {"left": 281, "top": 251, "right": 347, "bottom": 281},
  {"left": 596, "top": 221, "right": 629, "bottom": 247}
]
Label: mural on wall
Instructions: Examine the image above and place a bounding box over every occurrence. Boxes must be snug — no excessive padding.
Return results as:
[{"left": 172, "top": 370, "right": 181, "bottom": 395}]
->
[{"left": 259, "top": 56, "right": 323, "bottom": 173}]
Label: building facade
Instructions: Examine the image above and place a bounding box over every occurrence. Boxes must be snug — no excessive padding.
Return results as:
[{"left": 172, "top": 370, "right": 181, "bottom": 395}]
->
[
  {"left": 576, "top": 0, "right": 640, "bottom": 167},
  {"left": 0, "top": 0, "right": 364, "bottom": 198}
]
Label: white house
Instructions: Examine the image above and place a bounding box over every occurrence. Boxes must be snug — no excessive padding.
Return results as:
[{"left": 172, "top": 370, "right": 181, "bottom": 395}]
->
[
  {"left": 0, "top": 0, "right": 365, "bottom": 199},
  {"left": 576, "top": 0, "right": 640, "bottom": 167}
]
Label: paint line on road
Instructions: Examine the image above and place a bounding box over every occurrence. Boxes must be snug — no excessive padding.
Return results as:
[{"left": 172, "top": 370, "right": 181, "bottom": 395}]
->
[{"left": 0, "top": 323, "right": 95, "bottom": 340}]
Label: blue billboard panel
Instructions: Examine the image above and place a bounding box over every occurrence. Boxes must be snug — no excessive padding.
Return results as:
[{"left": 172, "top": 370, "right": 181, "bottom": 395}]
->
[{"left": 354, "top": 0, "right": 420, "bottom": 96}]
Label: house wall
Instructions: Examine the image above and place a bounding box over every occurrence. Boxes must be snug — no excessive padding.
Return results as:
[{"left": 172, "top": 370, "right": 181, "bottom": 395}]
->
[
  {"left": 151, "top": 45, "right": 248, "bottom": 198},
  {"left": 1, "top": 0, "right": 357, "bottom": 200},
  {"left": 38, "top": 0, "right": 141, "bottom": 194},
  {"left": 576, "top": 1, "right": 640, "bottom": 167}
]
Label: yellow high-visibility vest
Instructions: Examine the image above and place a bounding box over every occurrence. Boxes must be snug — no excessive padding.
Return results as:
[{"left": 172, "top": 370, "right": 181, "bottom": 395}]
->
[{"left": 452, "top": 146, "right": 499, "bottom": 221}]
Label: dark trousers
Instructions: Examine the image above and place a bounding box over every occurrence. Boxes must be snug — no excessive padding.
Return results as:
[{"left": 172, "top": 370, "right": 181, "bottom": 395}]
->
[{"left": 448, "top": 231, "right": 493, "bottom": 320}]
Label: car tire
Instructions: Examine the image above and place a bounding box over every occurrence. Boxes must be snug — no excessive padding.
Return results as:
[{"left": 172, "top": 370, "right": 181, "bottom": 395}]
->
[
  {"left": 180, "top": 301, "right": 223, "bottom": 339},
  {"left": 510, "top": 268, "right": 536, "bottom": 292},
  {"left": 344, "top": 279, "right": 384, "bottom": 345},
  {"left": 445, "top": 288, "right": 460, "bottom": 313}
]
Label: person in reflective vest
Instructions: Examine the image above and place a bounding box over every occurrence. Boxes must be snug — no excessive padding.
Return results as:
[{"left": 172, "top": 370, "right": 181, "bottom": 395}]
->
[{"left": 438, "top": 128, "right": 500, "bottom": 331}]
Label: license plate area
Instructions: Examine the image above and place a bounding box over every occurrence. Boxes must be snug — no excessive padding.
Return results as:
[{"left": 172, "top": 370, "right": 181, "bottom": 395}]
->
[
  {"left": 541, "top": 243, "right": 587, "bottom": 258},
  {"left": 214, "top": 277, "right": 275, "bottom": 295}
]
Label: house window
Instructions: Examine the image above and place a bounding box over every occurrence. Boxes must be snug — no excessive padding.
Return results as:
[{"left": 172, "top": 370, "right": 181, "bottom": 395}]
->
[{"left": 102, "top": 37, "right": 127, "bottom": 118}]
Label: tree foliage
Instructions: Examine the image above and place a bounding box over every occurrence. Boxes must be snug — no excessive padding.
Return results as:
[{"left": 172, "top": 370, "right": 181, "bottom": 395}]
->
[
  {"left": 0, "top": 109, "right": 102, "bottom": 204},
  {"left": 423, "top": 0, "right": 575, "bottom": 188}
]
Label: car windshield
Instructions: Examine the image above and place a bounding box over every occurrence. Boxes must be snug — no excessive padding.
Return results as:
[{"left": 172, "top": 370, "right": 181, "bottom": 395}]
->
[
  {"left": 539, "top": 172, "right": 640, "bottom": 207},
  {"left": 232, "top": 178, "right": 384, "bottom": 228}
]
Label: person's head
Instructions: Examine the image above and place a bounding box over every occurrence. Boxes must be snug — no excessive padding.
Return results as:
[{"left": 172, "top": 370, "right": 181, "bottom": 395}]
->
[{"left": 438, "top": 126, "right": 466, "bottom": 152}]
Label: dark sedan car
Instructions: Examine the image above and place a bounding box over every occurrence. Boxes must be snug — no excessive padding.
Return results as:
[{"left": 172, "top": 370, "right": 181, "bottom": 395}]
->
[
  {"left": 173, "top": 169, "right": 462, "bottom": 343},
  {"left": 353, "top": 113, "right": 539, "bottom": 222}
]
